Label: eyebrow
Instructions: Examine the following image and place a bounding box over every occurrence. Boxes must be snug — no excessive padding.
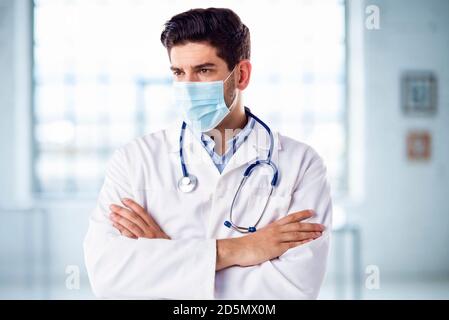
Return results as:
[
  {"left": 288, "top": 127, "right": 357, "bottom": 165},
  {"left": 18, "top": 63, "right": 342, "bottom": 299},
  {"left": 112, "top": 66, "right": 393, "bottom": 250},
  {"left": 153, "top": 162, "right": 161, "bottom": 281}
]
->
[{"left": 170, "top": 63, "right": 217, "bottom": 71}]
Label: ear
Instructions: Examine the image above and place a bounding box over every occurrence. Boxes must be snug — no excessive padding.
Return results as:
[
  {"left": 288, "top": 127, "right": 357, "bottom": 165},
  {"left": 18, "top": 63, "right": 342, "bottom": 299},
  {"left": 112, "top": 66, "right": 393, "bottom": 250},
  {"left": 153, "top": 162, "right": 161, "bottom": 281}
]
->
[{"left": 235, "top": 60, "right": 252, "bottom": 91}]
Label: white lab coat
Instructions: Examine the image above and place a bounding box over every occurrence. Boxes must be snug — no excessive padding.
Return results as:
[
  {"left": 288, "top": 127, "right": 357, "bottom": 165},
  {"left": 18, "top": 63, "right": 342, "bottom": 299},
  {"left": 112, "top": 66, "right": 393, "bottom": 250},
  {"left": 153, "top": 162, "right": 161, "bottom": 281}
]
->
[{"left": 83, "top": 119, "right": 332, "bottom": 299}]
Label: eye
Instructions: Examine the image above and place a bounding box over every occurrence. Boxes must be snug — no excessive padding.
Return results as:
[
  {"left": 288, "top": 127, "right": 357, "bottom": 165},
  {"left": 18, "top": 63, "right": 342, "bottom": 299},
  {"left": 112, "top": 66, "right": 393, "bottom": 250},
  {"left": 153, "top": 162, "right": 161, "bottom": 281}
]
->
[
  {"left": 172, "top": 70, "right": 184, "bottom": 76},
  {"left": 200, "top": 68, "right": 210, "bottom": 74}
]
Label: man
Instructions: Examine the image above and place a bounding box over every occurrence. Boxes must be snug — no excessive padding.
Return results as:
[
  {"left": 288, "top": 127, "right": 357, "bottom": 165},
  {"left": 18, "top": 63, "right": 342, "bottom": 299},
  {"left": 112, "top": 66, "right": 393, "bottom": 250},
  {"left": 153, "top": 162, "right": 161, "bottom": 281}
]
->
[{"left": 84, "top": 7, "right": 332, "bottom": 299}]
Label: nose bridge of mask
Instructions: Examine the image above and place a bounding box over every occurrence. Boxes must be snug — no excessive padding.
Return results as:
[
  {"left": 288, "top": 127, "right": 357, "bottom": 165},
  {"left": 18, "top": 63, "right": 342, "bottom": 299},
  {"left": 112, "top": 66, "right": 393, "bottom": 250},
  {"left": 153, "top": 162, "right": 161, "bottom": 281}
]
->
[
  {"left": 173, "top": 80, "right": 224, "bottom": 101},
  {"left": 173, "top": 65, "right": 237, "bottom": 99}
]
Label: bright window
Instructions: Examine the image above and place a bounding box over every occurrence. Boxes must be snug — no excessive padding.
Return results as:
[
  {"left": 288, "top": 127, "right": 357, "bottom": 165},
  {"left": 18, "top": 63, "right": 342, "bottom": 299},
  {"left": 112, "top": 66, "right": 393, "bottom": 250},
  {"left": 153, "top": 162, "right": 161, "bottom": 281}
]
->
[{"left": 33, "top": 0, "right": 346, "bottom": 197}]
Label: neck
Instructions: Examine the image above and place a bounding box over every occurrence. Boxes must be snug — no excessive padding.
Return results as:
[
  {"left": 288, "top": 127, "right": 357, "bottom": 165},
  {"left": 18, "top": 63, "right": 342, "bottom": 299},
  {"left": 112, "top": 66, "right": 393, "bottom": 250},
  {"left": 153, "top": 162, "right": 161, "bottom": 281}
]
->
[
  {"left": 206, "top": 98, "right": 247, "bottom": 155},
  {"left": 215, "top": 103, "right": 247, "bottom": 133}
]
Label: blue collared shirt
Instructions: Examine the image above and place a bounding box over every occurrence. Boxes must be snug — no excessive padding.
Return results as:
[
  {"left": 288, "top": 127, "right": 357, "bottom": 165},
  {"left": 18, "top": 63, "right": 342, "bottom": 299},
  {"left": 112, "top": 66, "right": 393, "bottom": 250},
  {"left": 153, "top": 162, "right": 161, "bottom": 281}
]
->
[{"left": 190, "top": 116, "right": 256, "bottom": 173}]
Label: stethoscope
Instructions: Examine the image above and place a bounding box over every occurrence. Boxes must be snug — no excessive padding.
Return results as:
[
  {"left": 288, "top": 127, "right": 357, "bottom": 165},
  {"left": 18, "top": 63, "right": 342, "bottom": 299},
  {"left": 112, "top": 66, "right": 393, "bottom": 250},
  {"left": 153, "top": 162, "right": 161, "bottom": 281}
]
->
[{"left": 178, "top": 107, "right": 279, "bottom": 233}]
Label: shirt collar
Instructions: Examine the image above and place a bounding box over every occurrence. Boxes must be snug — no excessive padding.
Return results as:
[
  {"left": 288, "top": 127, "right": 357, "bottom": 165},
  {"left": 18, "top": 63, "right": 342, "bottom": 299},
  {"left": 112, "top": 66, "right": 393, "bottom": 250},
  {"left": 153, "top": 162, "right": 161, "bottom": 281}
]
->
[
  {"left": 165, "top": 113, "right": 282, "bottom": 153},
  {"left": 193, "top": 116, "right": 256, "bottom": 153}
]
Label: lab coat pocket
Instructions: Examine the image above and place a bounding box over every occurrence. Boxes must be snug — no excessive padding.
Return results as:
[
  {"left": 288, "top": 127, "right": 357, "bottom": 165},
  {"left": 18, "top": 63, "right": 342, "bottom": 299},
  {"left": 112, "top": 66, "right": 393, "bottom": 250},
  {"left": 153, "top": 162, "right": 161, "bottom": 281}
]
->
[{"left": 279, "top": 230, "right": 330, "bottom": 261}]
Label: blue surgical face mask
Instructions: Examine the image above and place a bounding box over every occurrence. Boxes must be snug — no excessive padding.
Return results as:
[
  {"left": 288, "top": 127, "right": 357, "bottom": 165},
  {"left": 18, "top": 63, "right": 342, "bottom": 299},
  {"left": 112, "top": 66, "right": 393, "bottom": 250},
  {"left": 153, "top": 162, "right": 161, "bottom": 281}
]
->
[{"left": 173, "top": 67, "right": 238, "bottom": 133}]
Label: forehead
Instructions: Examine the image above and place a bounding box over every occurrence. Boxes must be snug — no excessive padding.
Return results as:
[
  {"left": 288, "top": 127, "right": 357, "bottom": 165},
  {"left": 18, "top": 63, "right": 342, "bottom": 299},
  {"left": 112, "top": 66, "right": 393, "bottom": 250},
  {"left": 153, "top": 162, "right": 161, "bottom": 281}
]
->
[{"left": 169, "top": 42, "right": 226, "bottom": 68}]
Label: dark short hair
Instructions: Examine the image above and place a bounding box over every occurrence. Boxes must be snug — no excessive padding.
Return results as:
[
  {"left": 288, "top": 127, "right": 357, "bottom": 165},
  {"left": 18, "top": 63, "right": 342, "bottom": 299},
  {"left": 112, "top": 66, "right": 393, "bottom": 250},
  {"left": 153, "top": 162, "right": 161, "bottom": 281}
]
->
[{"left": 160, "top": 8, "right": 251, "bottom": 70}]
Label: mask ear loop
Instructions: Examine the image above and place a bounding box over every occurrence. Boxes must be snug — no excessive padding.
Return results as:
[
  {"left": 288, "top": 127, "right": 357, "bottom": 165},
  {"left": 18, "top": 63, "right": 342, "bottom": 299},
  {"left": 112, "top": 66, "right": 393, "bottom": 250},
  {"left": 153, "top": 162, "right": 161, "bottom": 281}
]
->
[
  {"left": 224, "top": 65, "right": 240, "bottom": 111},
  {"left": 227, "top": 89, "right": 240, "bottom": 112}
]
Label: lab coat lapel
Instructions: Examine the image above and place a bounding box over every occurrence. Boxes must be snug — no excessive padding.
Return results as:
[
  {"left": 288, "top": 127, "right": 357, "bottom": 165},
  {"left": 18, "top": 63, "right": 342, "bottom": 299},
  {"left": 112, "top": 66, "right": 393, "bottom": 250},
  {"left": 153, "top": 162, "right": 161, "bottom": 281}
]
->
[
  {"left": 166, "top": 122, "right": 221, "bottom": 184},
  {"left": 165, "top": 120, "right": 282, "bottom": 184},
  {"left": 220, "top": 121, "right": 282, "bottom": 178}
]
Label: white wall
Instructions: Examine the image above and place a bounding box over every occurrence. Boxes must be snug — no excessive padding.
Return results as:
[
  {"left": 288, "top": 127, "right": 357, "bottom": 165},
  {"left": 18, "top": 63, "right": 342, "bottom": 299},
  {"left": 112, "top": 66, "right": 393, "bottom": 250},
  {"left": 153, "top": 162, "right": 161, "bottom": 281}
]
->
[{"left": 347, "top": 0, "right": 449, "bottom": 278}]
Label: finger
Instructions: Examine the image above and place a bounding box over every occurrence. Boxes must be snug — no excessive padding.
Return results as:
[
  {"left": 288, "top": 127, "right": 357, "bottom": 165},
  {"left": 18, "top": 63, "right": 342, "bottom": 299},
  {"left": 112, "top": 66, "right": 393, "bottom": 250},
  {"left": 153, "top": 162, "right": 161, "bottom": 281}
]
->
[
  {"left": 113, "top": 222, "right": 137, "bottom": 239},
  {"left": 280, "top": 222, "right": 325, "bottom": 233},
  {"left": 113, "top": 222, "right": 137, "bottom": 238},
  {"left": 110, "top": 204, "right": 148, "bottom": 230},
  {"left": 110, "top": 212, "right": 145, "bottom": 237},
  {"left": 121, "top": 199, "right": 161, "bottom": 231},
  {"left": 279, "top": 231, "right": 322, "bottom": 242},
  {"left": 275, "top": 210, "right": 314, "bottom": 226}
]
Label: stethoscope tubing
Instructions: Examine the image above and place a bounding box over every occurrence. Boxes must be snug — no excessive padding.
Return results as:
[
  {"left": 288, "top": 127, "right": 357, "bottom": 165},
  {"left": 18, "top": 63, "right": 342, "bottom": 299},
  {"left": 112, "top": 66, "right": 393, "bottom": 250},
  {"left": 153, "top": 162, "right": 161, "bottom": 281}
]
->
[{"left": 178, "top": 107, "right": 278, "bottom": 233}]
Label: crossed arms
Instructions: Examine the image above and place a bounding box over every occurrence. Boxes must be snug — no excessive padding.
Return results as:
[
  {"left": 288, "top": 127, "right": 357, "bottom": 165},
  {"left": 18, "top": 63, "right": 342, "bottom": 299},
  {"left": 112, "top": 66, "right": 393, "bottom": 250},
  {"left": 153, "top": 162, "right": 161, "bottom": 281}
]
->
[
  {"left": 109, "top": 198, "right": 324, "bottom": 271},
  {"left": 84, "top": 147, "right": 332, "bottom": 299}
]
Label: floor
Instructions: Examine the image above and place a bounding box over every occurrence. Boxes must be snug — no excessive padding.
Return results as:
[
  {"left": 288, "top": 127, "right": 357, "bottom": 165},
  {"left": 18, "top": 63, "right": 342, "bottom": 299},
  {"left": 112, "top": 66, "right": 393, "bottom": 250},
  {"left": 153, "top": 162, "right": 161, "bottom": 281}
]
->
[
  {"left": 1, "top": 278, "right": 448, "bottom": 300},
  {"left": 318, "top": 277, "right": 449, "bottom": 300}
]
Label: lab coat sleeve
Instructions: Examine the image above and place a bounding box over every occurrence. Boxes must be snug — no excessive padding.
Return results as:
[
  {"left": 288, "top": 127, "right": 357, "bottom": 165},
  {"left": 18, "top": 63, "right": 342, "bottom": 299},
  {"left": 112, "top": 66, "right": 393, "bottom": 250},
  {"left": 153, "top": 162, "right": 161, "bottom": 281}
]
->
[
  {"left": 83, "top": 148, "right": 217, "bottom": 299},
  {"left": 215, "top": 146, "right": 332, "bottom": 299}
]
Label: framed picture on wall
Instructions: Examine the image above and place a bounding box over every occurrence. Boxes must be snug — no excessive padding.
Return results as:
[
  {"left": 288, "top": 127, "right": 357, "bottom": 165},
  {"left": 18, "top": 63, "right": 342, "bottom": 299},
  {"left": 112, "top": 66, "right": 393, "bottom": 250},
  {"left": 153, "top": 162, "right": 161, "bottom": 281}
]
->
[
  {"left": 406, "top": 130, "right": 431, "bottom": 161},
  {"left": 401, "top": 71, "right": 437, "bottom": 116}
]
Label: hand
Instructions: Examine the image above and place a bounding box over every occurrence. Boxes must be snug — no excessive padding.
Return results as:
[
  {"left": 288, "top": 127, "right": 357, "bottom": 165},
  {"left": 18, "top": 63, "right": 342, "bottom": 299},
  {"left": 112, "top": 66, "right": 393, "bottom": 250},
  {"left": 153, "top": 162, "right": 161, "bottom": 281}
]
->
[
  {"left": 109, "top": 198, "right": 170, "bottom": 240},
  {"left": 232, "top": 210, "right": 324, "bottom": 267}
]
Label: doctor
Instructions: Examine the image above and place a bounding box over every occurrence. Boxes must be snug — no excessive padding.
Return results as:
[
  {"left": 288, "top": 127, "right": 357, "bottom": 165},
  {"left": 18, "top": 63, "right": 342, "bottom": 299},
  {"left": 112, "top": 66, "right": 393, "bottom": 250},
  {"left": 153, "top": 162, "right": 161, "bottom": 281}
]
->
[{"left": 84, "top": 7, "right": 332, "bottom": 299}]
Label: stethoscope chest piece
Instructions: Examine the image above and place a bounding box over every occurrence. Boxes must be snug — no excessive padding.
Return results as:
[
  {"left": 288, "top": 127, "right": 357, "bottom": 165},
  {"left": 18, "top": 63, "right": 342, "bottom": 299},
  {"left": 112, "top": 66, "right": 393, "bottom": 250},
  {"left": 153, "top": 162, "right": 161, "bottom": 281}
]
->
[{"left": 178, "top": 174, "right": 197, "bottom": 193}]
